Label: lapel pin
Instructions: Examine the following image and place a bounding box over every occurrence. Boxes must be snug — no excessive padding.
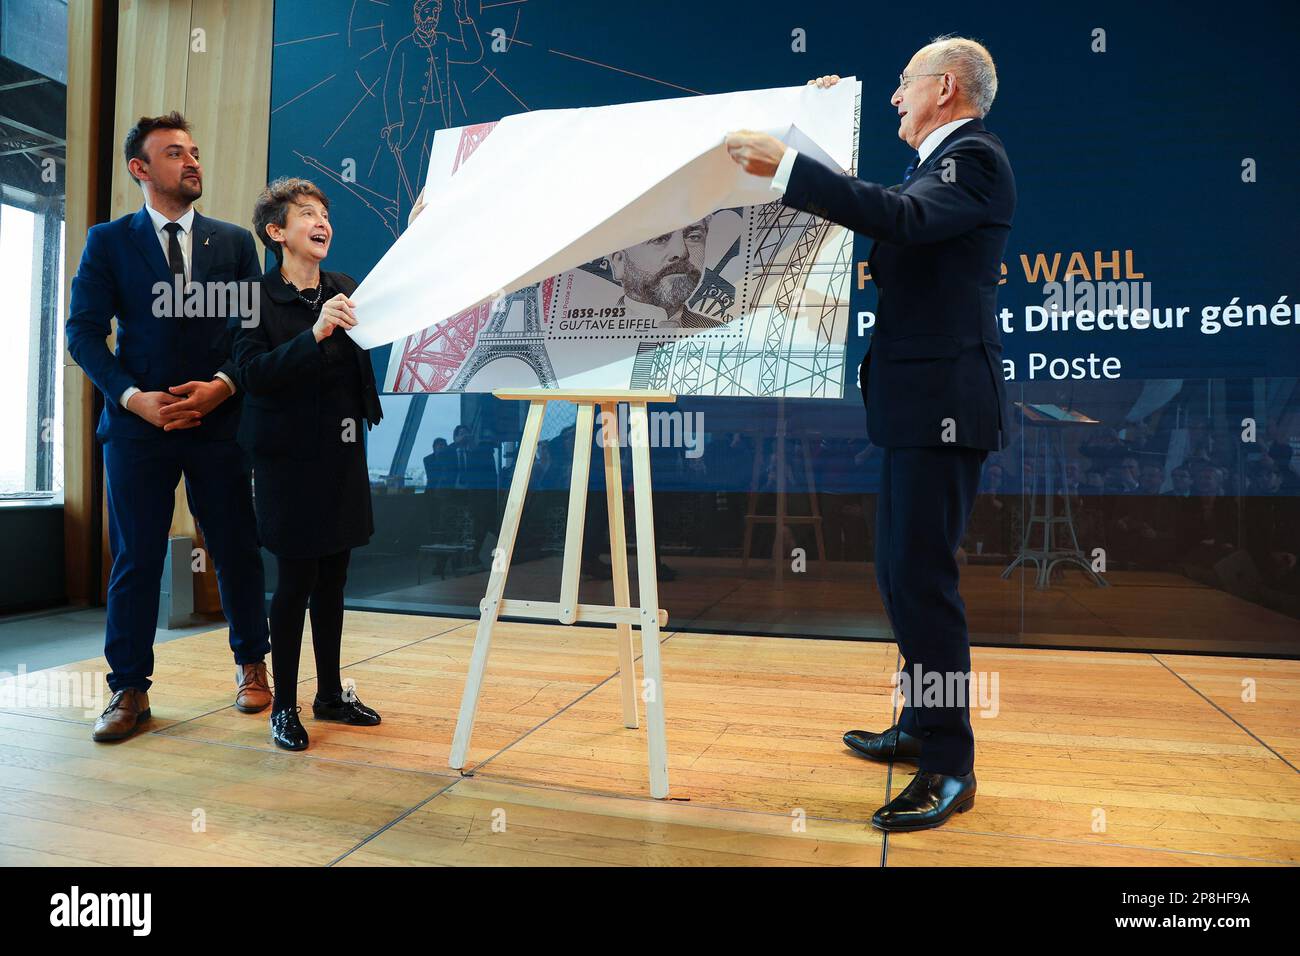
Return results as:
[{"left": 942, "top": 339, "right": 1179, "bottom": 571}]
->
[{"left": 204, "top": 236, "right": 210, "bottom": 246}]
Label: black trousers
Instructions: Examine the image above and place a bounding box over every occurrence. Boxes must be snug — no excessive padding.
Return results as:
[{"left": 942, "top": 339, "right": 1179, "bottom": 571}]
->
[
  {"left": 269, "top": 549, "right": 350, "bottom": 709},
  {"left": 875, "top": 445, "right": 987, "bottom": 776}
]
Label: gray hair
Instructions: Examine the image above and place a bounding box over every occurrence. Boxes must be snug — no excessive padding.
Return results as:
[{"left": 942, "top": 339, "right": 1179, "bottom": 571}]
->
[{"left": 921, "top": 35, "right": 998, "bottom": 117}]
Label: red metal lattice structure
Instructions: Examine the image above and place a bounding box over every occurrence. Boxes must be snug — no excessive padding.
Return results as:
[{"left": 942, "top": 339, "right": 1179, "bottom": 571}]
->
[{"left": 392, "top": 121, "right": 545, "bottom": 393}]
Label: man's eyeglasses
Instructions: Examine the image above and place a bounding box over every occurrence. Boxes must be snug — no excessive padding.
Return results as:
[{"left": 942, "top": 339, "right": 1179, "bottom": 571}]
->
[{"left": 897, "top": 72, "right": 946, "bottom": 90}]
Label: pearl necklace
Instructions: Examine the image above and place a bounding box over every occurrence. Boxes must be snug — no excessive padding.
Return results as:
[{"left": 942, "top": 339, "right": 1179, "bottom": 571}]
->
[{"left": 281, "top": 269, "right": 324, "bottom": 309}]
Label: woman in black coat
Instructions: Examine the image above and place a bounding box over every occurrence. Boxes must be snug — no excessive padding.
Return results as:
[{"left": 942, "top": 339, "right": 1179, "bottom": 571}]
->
[{"left": 234, "top": 177, "right": 388, "bottom": 751}]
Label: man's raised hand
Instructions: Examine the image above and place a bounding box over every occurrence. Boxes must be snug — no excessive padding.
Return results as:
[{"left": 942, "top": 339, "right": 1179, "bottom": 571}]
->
[{"left": 724, "top": 130, "right": 787, "bottom": 178}]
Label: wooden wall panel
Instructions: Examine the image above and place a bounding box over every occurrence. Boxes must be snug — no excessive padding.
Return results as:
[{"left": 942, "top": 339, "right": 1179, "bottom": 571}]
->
[
  {"left": 109, "top": 0, "right": 194, "bottom": 219},
  {"left": 185, "top": 0, "right": 274, "bottom": 234},
  {"left": 63, "top": 0, "right": 106, "bottom": 604}
]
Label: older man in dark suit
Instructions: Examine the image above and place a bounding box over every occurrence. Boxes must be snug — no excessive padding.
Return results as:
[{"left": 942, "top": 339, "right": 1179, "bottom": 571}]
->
[{"left": 727, "top": 35, "right": 1015, "bottom": 831}]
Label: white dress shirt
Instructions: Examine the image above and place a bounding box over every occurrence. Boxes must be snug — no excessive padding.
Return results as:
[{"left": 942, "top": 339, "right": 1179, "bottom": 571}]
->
[
  {"left": 769, "top": 116, "right": 976, "bottom": 195},
  {"left": 121, "top": 203, "right": 235, "bottom": 408},
  {"left": 145, "top": 201, "right": 195, "bottom": 280}
]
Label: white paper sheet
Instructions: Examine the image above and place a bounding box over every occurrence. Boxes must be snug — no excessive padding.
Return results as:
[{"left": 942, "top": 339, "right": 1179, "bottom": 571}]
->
[{"left": 350, "top": 80, "right": 859, "bottom": 352}]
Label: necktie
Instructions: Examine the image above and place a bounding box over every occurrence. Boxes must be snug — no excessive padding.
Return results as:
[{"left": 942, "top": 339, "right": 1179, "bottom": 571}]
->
[
  {"left": 903, "top": 151, "right": 921, "bottom": 183},
  {"left": 163, "top": 221, "right": 186, "bottom": 280},
  {"left": 163, "top": 222, "right": 190, "bottom": 367}
]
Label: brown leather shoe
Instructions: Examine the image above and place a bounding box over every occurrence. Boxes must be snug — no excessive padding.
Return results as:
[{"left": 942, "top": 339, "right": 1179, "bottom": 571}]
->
[
  {"left": 92, "top": 688, "right": 151, "bottom": 742},
  {"left": 235, "top": 661, "right": 272, "bottom": 713}
]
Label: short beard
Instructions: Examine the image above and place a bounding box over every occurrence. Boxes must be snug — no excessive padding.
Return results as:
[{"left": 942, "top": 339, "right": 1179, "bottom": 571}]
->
[
  {"left": 627, "top": 266, "right": 700, "bottom": 314},
  {"left": 165, "top": 177, "right": 203, "bottom": 204}
]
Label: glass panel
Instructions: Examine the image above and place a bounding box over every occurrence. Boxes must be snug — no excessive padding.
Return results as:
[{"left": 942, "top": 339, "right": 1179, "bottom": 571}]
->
[{"left": 0, "top": 1, "right": 67, "bottom": 497}]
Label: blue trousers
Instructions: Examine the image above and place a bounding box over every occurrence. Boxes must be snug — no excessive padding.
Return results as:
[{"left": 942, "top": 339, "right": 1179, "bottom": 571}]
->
[
  {"left": 875, "top": 445, "right": 987, "bottom": 776},
  {"left": 102, "top": 435, "right": 270, "bottom": 692}
]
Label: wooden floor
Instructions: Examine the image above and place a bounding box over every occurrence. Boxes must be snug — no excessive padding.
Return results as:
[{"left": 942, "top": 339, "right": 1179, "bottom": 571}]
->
[{"left": 0, "top": 610, "right": 1297, "bottom": 866}]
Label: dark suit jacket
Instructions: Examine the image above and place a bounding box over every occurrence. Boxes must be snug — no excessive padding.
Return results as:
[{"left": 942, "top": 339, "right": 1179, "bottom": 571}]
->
[
  {"left": 782, "top": 118, "right": 1015, "bottom": 451},
  {"left": 232, "top": 269, "right": 383, "bottom": 461},
  {"left": 67, "top": 206, "right": 262, "bottom": 442},
  {"left": 448, "top": 442, "right": 497, "bottom": 490},
  {"left": 423, "top": 450, "right": 455, "bottom": 490}
]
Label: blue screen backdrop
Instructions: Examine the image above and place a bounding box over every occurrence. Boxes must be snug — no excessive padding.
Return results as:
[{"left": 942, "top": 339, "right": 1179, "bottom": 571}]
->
[{"left": 266, "top": 0, "right": 1300, "bottom": 494}]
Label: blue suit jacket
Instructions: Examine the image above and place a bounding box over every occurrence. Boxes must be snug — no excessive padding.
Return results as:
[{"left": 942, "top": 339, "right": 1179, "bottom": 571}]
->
[
  {"left": 782, "top": 118, "right": 1015, "bottom": 451},
  {"left": 67, "top": 206, "right": 262, "bottom": 442}
]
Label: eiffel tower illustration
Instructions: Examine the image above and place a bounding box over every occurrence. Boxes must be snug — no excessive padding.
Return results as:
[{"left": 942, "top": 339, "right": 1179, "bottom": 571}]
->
[{"left": 448, "top": 285, "right": 558, "bottom": 390}]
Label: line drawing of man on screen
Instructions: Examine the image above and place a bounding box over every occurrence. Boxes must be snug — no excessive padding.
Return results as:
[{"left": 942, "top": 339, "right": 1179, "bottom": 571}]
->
[
  {"left": 382, "top": 0, "right": 483, "bottom": 225},
  {"left": 609, "top": 216, "right": 728, "bottom": 330}
]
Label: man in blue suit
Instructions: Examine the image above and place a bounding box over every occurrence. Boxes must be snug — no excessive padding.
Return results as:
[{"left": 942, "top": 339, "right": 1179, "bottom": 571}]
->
[
  {"left": 727, "top": 36, "right": 1014, "bottom": 830},
  {"left": 67, "top": 112, "right": 272, "bottom": 741}
]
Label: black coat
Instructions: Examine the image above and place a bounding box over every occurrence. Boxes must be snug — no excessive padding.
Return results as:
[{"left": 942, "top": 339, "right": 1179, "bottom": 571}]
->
[
  {"left": 233, "top": 269, "right": 383, "bottom": 460},
  {"left": 782, "top": 118, "right": 1015, "bottom": 452},
  {"left": 232, "top": 268, "right": 384, "bottom": 558}
]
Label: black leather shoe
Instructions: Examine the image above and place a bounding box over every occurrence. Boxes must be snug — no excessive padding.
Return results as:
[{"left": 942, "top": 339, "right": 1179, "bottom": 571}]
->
[
  {"left": 871, "top": 770, "right": 976, "bottom": 832},
  {"left": 843, "top": 725, "right": 923, "bottom": 763},
  {"left": 312, "top": 694, "right": 381, "bottom": 726},
  {"left": 270, "top": 706, "right": 309, "bottom": 751}
]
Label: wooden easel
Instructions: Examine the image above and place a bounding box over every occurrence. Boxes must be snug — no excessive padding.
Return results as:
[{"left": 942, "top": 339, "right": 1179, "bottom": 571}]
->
[{"left": 448, "top": 388, "right": 674, "bottom": 799}]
